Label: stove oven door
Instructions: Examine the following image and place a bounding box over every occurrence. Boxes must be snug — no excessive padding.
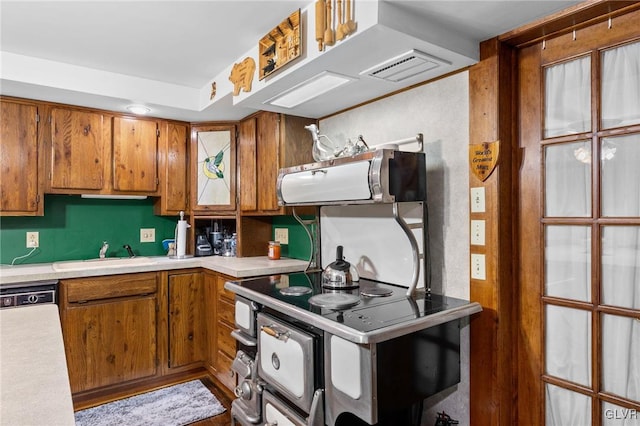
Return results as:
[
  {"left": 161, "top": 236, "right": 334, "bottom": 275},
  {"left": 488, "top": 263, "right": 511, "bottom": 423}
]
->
[
  {"left": 262, "top": 390, "right": 307, "bottom": 426},
  {"left": 257, "top": 313, "right": 316, "bottom": 413}
]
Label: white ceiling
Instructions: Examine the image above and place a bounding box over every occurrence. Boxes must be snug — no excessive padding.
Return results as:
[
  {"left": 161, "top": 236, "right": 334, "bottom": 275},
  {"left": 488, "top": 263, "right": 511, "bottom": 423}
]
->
[{"left": 0, "top": 0, "right": 579, "bottom": 121}]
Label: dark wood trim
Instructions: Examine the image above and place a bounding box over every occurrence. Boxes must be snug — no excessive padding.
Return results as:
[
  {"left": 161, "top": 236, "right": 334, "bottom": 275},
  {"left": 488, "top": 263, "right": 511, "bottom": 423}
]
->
[
  {"left": 499, "top": 1, "right": 640, "bottom": 47},
  {"left": 469, "top": 37, "right": 518, "bottom": 426}
]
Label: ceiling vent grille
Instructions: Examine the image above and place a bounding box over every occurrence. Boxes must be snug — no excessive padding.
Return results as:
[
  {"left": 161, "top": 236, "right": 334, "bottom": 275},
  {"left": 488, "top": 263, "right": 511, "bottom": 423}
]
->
[{"left": 360, "top": 49, "right": 451, "bottom": 82}]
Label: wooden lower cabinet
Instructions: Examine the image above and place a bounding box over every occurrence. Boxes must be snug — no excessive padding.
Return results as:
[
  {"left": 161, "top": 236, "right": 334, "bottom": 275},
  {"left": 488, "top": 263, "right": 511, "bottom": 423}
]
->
[
  {"left": 167, "top": 271, "right": 205, "bottom": 369},
  {"left": 59, "top": 273, "right": 159, "bottom": 394},
  {"left": 59, "top": 268, "right": 239, "bottom": 403},
  {"left": 204, "top": 270, "right": 237, "bottom": 396}
]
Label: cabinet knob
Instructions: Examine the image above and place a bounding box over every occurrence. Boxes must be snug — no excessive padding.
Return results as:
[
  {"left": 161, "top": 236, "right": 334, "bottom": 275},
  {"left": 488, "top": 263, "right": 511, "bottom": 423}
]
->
[{"left": 188, "top": 333, "right": 193, "bottom": 340}]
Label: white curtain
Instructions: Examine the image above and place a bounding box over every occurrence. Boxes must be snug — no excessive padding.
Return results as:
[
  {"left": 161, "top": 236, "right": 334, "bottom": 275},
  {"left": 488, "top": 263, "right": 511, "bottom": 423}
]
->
[
  {"left": 601, "top": 41, "right": 640, "bottom": 128},
  {"left": 544, "top": 42, "right": 640, "bottom": 424},
  {"left": 544, "top": 56, "right": 591, "bottom": 137}
]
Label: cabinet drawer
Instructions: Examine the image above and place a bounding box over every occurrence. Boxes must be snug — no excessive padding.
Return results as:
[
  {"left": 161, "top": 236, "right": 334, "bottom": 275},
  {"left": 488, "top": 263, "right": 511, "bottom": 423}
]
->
[
  {"left": 216, "top": 275, "right": 235, "bottom": 302},
  {"left": 64, "top": 273, "right": 157, "bottom": 303},
  {"left": 215, "top": 349, "right": 236, "bottom": 391},
  {"left": 217, "top": 320, "right": 236, "bottom": 357},
  {"left": 217, "top": 298, "right": 235, "bottom": 326}
]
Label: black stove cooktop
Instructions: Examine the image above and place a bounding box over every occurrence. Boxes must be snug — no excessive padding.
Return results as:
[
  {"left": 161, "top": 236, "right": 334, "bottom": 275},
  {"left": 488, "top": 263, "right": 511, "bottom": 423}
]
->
[{"left": 229, "top": 272, "right": 470, "bottom": 334}]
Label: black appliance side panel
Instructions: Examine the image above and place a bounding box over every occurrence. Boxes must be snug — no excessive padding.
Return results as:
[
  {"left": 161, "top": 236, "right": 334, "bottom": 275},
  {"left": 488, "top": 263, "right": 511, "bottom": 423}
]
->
[
  {"left": 376, "top": 319, "right": 461, "bottom": 409},
  {"left": 388, "top": 151, "right": 427, "bottom": 202}
]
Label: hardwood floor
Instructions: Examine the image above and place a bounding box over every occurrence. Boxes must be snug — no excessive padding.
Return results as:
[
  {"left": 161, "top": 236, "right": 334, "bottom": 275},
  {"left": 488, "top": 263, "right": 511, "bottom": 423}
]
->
[{"left": 191, "top": 376, "right": 234, "bottom": 426}]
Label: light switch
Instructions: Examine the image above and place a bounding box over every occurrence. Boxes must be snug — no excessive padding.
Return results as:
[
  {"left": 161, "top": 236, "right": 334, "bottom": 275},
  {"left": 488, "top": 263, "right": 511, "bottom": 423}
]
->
[
  {"left": 274, "top": 228, "right": 289, "bottom": 244},
  {"left": 470, "top": 187, "right": 486, "bottom": 213},
  {"left": 471, "top": 220, "right": 486, "bottom": 246},
  {"left": 471, "top": 254, "right": 486, "bottom": 280}
]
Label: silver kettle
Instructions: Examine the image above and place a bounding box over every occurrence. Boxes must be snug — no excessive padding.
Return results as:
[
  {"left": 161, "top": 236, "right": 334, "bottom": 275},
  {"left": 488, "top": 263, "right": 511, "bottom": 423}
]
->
[{"left": 322, "top": 246, "right": 359, "bottom": 289}]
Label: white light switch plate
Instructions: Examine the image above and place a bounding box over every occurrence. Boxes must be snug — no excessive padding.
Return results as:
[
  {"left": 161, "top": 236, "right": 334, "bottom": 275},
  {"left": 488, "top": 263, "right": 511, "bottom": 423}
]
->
[
  {"left": 470, "top": 187, "right": 486, "bottom": 213},
  {"left": 471, "top": 254, "right": 486, "bottom": 280},
  {"left": 471, "top": 220, "right": 486, "bottom": 246},
  {"left": 140, "top": 228, "right": 155, "bottom": 243}
]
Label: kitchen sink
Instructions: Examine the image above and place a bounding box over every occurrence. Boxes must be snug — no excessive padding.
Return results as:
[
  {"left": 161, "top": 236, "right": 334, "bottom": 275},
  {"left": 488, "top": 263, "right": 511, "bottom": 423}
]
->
[{"left": 52, "top": 257, "right": 156, "bottom": 271}]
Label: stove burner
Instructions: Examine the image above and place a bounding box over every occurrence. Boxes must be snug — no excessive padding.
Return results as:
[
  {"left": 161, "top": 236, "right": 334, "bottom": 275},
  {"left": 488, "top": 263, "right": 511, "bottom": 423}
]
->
[
  {"left": 360, "top": 287, "right": 393, "bottom": 297},
  {"left": 279, "top": 286, "right": 312, "bottom": 296},
  {"left": 308, "top": 293, "right": 360, "bottom": 310}
]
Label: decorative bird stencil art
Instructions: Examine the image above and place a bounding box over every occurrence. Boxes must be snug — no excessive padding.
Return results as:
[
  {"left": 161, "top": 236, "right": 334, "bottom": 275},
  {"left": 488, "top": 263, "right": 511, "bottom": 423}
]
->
[{"left": 203, "top": 150, "right": 225, "bottom": 180}]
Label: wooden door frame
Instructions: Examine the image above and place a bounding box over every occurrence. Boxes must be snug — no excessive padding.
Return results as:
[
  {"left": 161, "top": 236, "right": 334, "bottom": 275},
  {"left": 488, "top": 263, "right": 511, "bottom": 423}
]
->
[{"left": 468, "top": 2, "right": 640, "bottom": 424}]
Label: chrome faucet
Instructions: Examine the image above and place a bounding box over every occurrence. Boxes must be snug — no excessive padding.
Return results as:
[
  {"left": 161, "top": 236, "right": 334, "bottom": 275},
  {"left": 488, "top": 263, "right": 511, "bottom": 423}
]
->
[
  {"left": 99, "top": 241, "right": 109, "bottom": 258},
  {"left": 123, "top": 244, "right": 135, "bottom": 258}
]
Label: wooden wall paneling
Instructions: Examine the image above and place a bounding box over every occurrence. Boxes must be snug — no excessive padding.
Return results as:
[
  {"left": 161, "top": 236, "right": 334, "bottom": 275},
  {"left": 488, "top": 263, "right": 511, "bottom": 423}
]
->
[{"left": 469, "top": 38, "right": 517, "bottom": 426}]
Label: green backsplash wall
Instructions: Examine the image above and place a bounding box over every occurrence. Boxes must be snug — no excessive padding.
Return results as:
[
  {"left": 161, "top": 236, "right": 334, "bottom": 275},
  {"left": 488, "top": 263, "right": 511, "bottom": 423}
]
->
[
  {"left": 0, "top": 195, "right": 178, "bottom": 265},
  {"left": 271, "top": 215, "right": 316, "bottom": 262},
  {"left": 0, "top": 195, "right": 315, "bottom": 265}
]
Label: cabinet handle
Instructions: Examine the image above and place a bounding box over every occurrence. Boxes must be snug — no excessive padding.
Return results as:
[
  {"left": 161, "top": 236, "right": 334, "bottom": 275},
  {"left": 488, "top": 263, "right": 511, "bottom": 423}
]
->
[
  {"left": 260, "top": 325, "right": 290, "bottom": 341},
  {"left": 188, "top": 333, "right": 193, "bottom": 340}
]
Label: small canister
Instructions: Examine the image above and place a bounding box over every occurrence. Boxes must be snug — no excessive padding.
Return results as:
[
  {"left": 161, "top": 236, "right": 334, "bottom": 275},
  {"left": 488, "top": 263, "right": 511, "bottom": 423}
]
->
[{"left": 268, "top": 241, "right": 281, "bottom": 260}]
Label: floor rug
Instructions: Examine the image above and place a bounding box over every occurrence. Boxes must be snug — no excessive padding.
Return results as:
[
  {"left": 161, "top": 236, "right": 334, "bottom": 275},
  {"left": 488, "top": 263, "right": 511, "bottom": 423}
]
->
[{"left": 74, "top": 380, "right": 226, "bottom": 426}]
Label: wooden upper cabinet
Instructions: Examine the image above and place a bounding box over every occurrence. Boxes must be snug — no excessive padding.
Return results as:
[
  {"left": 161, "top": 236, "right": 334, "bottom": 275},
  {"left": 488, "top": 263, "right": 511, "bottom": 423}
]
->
[
  {"left": 190, "top": 124, "right": 236, "bottom": 214},
  {"left": 238, "top": 111, "right": 315, "bottom": 215},
  {"left": 113, "top": 117, "right": 159, "bottom": 193},
  {"left": 238, "top": 117, "right": 257, "bottom": 211},
  {"left": 154, "top": 121, "right": 189, "bottom": 215},
  {"left": 0, "top": 99, "right": 42, "bottom": 216},
  {"left": 49, "top": 107, "right": 107, "bottom": 191}
]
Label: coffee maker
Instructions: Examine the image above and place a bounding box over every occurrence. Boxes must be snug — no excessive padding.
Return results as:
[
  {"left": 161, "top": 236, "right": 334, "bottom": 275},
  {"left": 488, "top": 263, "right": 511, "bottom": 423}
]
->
[{"left": 195, "top": 233, "right": 213, "bottom": 256}]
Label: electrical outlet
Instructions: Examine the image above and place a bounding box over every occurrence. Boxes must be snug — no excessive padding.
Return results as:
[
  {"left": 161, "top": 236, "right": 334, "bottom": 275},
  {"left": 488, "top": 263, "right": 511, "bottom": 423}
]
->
[
  {"left": 471, "top": 254, "right": 486, "bottom": 280},
  {"left": 140, "top": 228, "right": 156, "bottom": 243},
  {"left": 26, "top": 232, "right": 39, "bottom": 248},
  {"left": 471, "top": 220, "right": 486, "bottom": 246},
  {"left": 274, "top": 228, "right": 289, "bottom": 244}
]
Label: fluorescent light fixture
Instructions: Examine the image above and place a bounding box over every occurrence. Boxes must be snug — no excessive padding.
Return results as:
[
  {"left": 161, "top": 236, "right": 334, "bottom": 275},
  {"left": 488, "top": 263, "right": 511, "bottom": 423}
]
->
[
  {"left": 126, "top": 105, "right": 151, "bottom": 115},
  {"left": 266, "top": 71, "right": 356, "bottom": 108},
  {"left": 81, "top": 194, "right": 147, "bottom": 200}
]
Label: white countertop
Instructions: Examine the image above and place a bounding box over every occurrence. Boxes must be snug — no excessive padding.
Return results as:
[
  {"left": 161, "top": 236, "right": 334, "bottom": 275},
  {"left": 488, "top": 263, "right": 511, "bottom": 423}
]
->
[
  {"left": 0, "top": 304, "right": 75, "bottom": 426},
  {"left": 0, "top": 255, "right": 310, "bottom": 285}
]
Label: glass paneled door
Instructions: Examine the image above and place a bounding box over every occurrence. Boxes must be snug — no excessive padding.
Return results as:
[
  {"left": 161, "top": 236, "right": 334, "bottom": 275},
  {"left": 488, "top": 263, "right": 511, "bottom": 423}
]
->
[{"left": 519, "top": 15, "right": 640, "bottom": 426}]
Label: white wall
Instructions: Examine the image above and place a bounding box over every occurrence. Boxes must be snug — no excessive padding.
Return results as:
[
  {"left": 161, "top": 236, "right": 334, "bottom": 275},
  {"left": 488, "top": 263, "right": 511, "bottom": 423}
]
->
[{"left": 319, "top": 70, "right": 471, "bottom": 425}]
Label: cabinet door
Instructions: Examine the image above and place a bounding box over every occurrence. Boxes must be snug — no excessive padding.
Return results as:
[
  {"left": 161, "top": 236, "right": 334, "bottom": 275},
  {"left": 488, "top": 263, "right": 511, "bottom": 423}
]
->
[
  {"left": 113, "top": 117, "right": 158, "bottom": 192},
  {"left": 238, "top": 112, "right": 315, "bottom": 215},
  {"left": 168, "top": 272, "right": 204, "bottom": 368},
  {"left": 256, "top": 112, "right": 280, "bottom": 212},
  {"left": 191, "top": 124, "right": 236, "bottom": 213},
  {"left": 50, "top": 108, "right": 106, "bottom": 191},
  {"left": 63, "top": 296, "right": 158, "bottom": 393},
  {"left": 214, "top": 274, "right": 237, "bottom": 392},
  {"left": 0, "top": 100, "right": 41, "bottom": 215},
  {"left": 155, "top": 122, "right": 188, "bottom": 215},
  {"left": 238, "top": 117, "right": 257, "bottom": 211}
]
